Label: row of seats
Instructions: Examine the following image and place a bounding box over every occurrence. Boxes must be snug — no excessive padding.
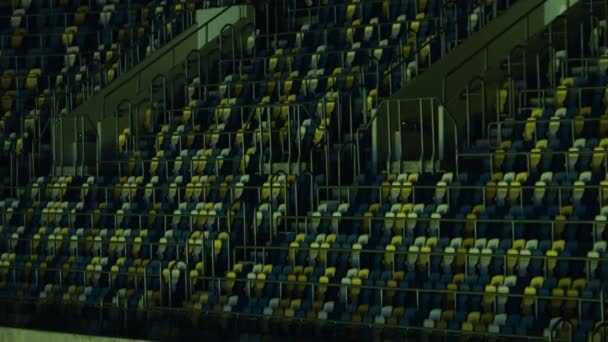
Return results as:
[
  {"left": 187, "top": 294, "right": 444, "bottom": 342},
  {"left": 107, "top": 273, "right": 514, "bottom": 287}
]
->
[{"left": 6, "top": 0, "right": 607, "bottom": 340}]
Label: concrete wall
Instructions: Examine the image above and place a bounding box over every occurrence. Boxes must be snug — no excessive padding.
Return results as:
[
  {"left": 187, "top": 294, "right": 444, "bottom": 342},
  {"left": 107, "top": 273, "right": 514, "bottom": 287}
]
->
[
  {"left": 197, "top": 6, "right": 252, "bottom": 48},
  {"left": 53, "top": 5, "right": 254, "bottom": 175},
  {"left": 0, "top": 328, "right": 149, "bottom": 342},
  {"left": 544, "top": 0, "right": 580, "bottom": 24}
]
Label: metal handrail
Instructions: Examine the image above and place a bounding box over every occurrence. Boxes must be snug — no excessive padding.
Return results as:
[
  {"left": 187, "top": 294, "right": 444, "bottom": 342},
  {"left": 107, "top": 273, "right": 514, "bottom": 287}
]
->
[
  {"left": 518, "top": 84, "right": 608, "bottom": 95},
  {"left": 133, "top": 98, "right": 327, "bottom": 114},
  {"left": 591, "top": 320, "right": 608, "bottom": 342},
  {"left": 0, "top": 35, "right": 103, "bottom": 52},
  {"left": 461, "top": 150, "right": 608, "bottom": 156},
  {"left": 239, "top": 16, "right": 436, "bottom": 41},
  {"left": 0, "top": 265, "right": 603, "bottom": 304},
  {"left": 466, "top": 116, "right": 608, "bottom": 172},
  {"left": 219, "top": 27, "right": 439, "bottom": 66},
  {"left": 0, "top": 209, "right": 235, "bottom": 220},
  {"left": 219, "top": 19, "right": 441, "bottom": 65},
  {"left": 219, "top": 23, "right": 237, "bottom": 82},
  {"left": 549, "top": 317, "right": 574, "bottom": 342},
  {"left": 2, "top": 208, "right": 608, "bottom": 227},
  {"left": 0, "top": 212, "right": 237, "bottom": 240},
  {"left": 4, "top": 236, "right": 599, "bottom": 263},
  {"left": 232, "top": 245, "right": 608, "bottom": 263},
  {"left": 315, "top": 183, "right": 605, "bottom": 190},
  {"left": 0, "top": 8, "right": 142, "bottom": 19},
  {"left": 288, "top": 0, "right": 389, "bottom": 13},
  {"left": 7, "top": 177, "right": 598, "bottom": 194},
  {"left": 488, "top": 116, "right": 608, "bottom": 126},
  {"left": 125, "top": 84, "right": 320, "bottom": 138},
  {"left": 0, "top": 181, "right": 288, "bottom": 191},
  {"left": 186, "top": 70, "right": 376, "bottom": 91}
]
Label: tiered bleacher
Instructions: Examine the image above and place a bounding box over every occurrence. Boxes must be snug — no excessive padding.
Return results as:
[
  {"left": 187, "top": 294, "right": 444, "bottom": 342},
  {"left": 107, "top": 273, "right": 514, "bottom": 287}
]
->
[
  {"left": 0, "top": 0, "right": 606, "bottom": 341},
  {"left": 0, "top": 0, "right": 246, "bottom": 162}
]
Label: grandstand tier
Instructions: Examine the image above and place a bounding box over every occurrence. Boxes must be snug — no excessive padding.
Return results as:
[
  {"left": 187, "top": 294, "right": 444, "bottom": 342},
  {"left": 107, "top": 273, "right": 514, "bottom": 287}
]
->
[{"left": 1, "top": 0, "right": 607, "bottom": 341}]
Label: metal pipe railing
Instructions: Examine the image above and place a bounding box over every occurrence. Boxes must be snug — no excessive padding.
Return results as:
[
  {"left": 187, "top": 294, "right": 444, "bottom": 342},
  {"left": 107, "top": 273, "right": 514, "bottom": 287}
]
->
[
  {"left": 0, "top": 264, "right": 603, "bottom": 309},
  {"left": 0, "top": 210, "right": 603, "bottom": 247}
]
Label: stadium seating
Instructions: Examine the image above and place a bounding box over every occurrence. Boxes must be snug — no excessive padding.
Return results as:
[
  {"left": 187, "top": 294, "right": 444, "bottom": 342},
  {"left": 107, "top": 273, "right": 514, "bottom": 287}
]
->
[
  {"left": 1, "top": 0, "right": 606, "bottom": 341},
  {"left": 455, "top": 12, "right": 608, "bottom": 340},
  {"left": 0, "top": 0, "right": 249, "bottom": 160}
]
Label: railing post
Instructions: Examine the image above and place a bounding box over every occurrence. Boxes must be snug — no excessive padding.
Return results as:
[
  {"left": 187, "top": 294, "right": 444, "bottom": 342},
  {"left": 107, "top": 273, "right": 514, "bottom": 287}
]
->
[
  {"left": 601, "top": 286, "right": 605, "bottom": 323},
  {"left": 211, "top": 235, "right": 216, "bottom": 278},
  {"left": 419, "top": 99, "right": 425, "bottom": 173},
  {"left": 464, "top": 249, "right": 469, "bottom": 279},
  {"left": 511, "top": 220, "right": 515, "bottom": 243}
]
